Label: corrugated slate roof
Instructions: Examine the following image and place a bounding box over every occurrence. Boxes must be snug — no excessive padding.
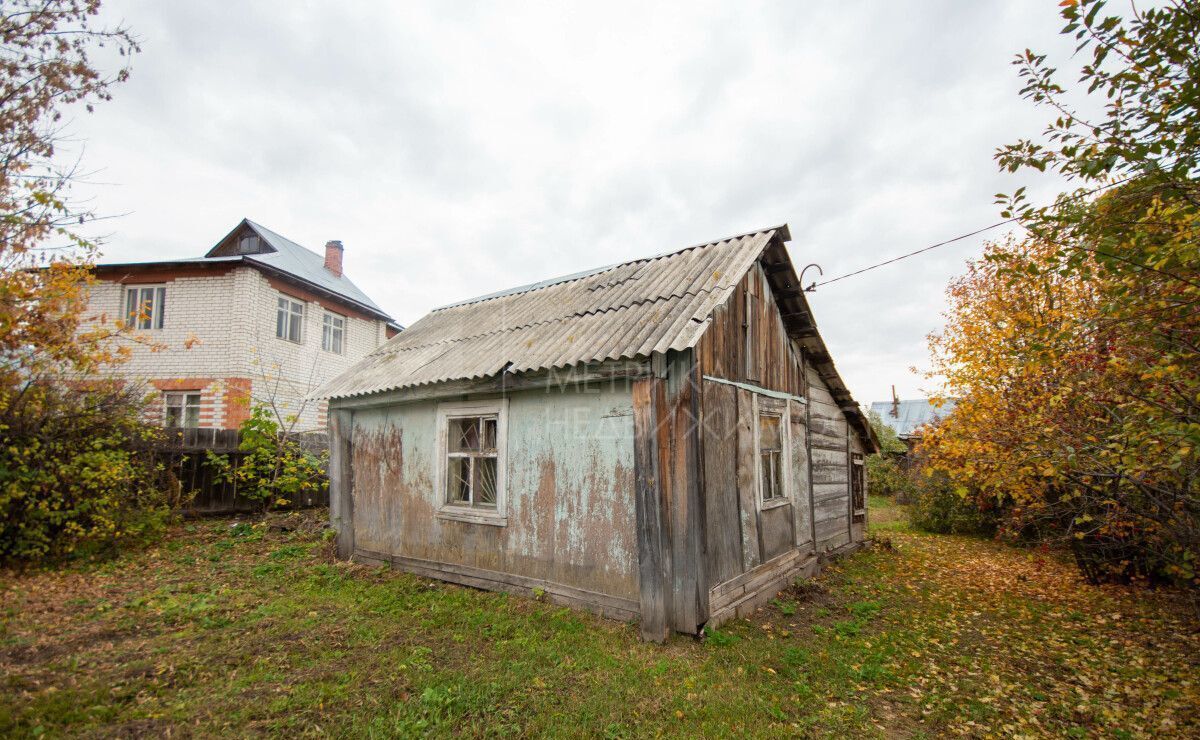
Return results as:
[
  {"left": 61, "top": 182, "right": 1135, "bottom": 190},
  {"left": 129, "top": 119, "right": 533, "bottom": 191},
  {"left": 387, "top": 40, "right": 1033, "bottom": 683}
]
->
[
  {"left": 317, "top": 227, "right": 779, "bottom": 399},
  {"left": 868, "top": 399, "right": 957, "bottom": 439}
]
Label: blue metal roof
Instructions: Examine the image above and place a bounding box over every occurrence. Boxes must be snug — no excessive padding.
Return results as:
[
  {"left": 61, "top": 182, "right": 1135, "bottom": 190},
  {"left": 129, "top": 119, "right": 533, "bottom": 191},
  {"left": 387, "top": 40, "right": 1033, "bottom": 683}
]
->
[{"left": 868, "top": 399, "right": 956, "bottom": 439}]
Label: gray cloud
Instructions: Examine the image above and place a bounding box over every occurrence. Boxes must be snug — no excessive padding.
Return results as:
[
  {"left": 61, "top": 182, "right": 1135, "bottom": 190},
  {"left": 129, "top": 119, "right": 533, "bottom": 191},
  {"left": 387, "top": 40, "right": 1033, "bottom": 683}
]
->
[{"left": 70, "top": 0, "right": 1080, "bottom": 407}]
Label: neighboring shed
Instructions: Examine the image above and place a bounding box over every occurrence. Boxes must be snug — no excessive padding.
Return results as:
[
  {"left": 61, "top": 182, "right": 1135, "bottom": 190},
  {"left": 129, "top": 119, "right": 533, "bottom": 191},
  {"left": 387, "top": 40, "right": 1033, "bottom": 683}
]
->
[
  {"left": 317, "top": 225, "right": 878, "bottom": 641},
  {"left": 868, "top": 398, "right": 957, "bottom": 442}
]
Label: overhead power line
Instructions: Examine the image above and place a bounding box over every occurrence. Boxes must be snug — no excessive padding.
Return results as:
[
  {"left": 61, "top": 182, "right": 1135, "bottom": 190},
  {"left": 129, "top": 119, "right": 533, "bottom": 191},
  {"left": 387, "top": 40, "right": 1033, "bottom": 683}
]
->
[
  {"left": 810, "top": 218, "right": 1018, "bottom": 289},
  {"left": 808, "top": 175, "right": 1140, "bottom": 290}
]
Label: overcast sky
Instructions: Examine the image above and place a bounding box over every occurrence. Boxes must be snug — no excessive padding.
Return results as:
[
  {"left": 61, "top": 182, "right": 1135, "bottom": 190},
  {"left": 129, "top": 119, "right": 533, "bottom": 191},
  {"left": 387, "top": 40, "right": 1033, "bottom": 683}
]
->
[{"left": 70, "top": 0, "right": 1078, "bottom": 407}]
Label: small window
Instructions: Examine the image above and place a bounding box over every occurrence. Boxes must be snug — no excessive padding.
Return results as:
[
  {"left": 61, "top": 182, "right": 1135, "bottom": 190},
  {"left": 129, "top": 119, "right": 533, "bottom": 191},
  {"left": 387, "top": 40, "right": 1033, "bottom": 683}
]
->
[
  {"left": 322, "top": 312, "right": 345, "bottom": 354},
  {"left": 276, "top": 295, "right": 304, "bottom": 343},
  {"left": 446, "top": 415, "right": 499, "bottom": 508},
  {"left": 164, "top": 392, "right": 201, "bottom": 428},
  {"left": 124, "top": 285, "right": 166, "bottom": 330},
  {"left": 852, "top": 453, "right": 866, "bottom": 521},
  {"left": 238, "top": 234, "right": 261, "bottom": 254},
  {"left": 436, "top": 400, "right": 507, "bottom": 524},
  {"left": 759, "top": 412, "right": 784, "bottom": 502}
]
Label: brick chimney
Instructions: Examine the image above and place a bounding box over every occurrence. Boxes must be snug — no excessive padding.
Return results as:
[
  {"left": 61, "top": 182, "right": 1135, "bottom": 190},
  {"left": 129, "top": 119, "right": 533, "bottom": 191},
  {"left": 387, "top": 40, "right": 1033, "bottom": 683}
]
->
[{"left": 324, "top": 240, "right": 344, "bottom": 277}]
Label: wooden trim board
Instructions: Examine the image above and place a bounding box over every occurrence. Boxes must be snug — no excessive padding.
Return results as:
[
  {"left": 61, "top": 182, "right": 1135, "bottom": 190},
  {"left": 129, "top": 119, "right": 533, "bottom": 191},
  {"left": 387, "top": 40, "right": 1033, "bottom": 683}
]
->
[
  {"left": 706, "top": 539, "right": 867, "bottom": 630},
  {"left": 354, "top": 548, "right": 641, "bottom": 622}
]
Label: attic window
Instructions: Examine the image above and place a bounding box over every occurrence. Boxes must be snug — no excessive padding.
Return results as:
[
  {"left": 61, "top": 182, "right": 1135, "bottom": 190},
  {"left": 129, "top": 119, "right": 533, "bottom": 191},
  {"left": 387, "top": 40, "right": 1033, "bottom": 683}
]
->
[{"left": 238, "top": 234, "right": 261, "bottom": 254}]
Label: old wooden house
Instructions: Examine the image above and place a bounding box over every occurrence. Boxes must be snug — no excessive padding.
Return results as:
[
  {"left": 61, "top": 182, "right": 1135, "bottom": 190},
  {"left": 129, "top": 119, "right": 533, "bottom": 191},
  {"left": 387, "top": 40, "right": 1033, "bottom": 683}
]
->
[{"left": 317, "top": 225, "right": 878, "bottom": 640}]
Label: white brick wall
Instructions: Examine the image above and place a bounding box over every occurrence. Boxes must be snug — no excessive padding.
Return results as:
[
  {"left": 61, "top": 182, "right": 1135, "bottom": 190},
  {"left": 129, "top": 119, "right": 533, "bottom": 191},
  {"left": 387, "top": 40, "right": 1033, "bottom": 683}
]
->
[
  {"left": 239, "top": 269, "right": 389, "bottom": 430},
  {"left": 85, "top": 265, "right": 392, "bottom": 431}
]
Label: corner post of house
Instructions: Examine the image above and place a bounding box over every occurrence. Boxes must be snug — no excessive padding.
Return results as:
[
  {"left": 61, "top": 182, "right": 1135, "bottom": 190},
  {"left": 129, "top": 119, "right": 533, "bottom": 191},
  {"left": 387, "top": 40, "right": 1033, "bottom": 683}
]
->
[
  {"left": 666, "top": 349, "right": 706, "bottom": 633},
  {"left": 329, "top": 407, "right": 355, "bottom": 559},
  {"left": 633, "top": 360, "right": 672, "bottom": 642}
]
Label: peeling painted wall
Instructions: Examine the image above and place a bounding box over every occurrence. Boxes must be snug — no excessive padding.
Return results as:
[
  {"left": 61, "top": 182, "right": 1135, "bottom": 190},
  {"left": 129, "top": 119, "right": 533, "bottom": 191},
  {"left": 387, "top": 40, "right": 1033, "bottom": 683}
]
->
[{"left": 349, "top": 382, "right": 639, "bottom": 602}]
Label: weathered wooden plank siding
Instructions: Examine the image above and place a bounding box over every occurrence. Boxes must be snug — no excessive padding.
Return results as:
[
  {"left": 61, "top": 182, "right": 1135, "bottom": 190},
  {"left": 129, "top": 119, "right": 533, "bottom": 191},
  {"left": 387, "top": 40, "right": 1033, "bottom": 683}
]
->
[
  {"left": 701, "top": 381, "right": 741, "bottom": 586},
  {"left": 734, "top": 387, "right": 761, "bottom": 572},
  {"left": 694, "top": 262, "right": 806, "bottom": 397},
  {"left": 348, "top": 384, "right": 640, "bottom": 608},
  {"left": 697, "top": 262, "right": 817, "bottom": 593},
  {"left": 632, "top": 376, "right": 670, "bottom": 640},
  {"left": 665, "top": 350, "right": 705, "bottom": 635},
  {"left": 790, "top": 398, "right": 813, "bottom": 550},
  {"left": 806, "top": 363, "right": 851, "bottom": 553}
]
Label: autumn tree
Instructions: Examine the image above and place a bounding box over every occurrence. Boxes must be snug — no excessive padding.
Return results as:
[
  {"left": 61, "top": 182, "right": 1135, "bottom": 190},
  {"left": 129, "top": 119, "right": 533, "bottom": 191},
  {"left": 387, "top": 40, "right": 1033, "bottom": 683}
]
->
[
  {"left": 0, "top": 1, "right": 168, "bottom": 562},
  {"left": 920, "top": 0, "right": 1199, "bottom": 584}
]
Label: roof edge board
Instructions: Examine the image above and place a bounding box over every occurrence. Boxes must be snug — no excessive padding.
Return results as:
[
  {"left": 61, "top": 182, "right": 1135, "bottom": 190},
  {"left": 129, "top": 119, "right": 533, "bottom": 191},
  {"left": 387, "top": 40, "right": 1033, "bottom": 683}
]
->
[{"left": 760, "top": 240, "right": 879, "bottom": 453}]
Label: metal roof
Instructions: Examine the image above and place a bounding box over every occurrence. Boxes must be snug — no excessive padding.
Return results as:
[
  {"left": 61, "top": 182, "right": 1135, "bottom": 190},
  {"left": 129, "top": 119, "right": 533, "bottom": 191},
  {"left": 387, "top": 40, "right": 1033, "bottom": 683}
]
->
[
  {"left": 235, "top": 220, "right": 390, "bottom": 318},
  {"left": 95, "top": 219, "right": 396, "bottom": 324},
  {"left": 318, "top": 227, "right": 781, "bottom": 399},
  {"left": 868, "top": 399, "right": 957, "bottom": 439}
]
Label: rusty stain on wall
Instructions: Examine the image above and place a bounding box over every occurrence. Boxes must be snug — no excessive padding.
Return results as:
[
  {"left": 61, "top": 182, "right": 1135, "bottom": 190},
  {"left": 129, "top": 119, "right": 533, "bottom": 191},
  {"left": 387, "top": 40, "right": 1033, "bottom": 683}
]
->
[{"left": 348, "top": 384, "right": 639, "bottom": 601}]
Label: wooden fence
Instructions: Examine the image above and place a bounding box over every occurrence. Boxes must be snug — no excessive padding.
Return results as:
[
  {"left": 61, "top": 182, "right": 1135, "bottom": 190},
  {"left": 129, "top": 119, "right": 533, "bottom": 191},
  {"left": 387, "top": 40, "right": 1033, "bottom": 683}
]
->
[{"left": 158, "top": 427, "right": 330, "bottom": 514}]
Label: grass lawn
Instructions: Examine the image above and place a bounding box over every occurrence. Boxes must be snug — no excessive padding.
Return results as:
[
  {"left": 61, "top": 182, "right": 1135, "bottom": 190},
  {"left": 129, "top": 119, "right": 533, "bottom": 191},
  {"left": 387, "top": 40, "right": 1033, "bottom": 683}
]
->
[{"left": 2, "top": 497, "right": 1197, "bottom": 737}]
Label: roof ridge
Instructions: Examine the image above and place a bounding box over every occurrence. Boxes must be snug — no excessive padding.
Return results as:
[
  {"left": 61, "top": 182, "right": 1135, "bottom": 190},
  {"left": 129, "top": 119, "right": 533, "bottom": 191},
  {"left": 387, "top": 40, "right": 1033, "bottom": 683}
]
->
[
  {"left": 244, "top": 219, "right": 319, "bottom": 258},
  {"left": 432, "top": 225, "right": 786, "bottom": 312}
]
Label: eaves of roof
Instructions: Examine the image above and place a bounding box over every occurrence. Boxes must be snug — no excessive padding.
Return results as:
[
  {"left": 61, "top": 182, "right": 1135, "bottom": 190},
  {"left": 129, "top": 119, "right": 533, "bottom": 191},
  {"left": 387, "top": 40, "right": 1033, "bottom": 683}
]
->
[{"left": 93, "top": 254, "right": 396, "bottom": 324}]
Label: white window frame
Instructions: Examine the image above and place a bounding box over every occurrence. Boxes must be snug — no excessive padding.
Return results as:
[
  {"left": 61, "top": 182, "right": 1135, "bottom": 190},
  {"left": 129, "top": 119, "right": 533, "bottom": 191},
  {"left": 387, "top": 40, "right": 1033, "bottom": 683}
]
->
[
  {"left": 434, "top": 399, "right": 508, "bottom": 526},
  {"left": 276, "top": 294, "right": 305, "bottom": 343},
  {"left": 163, "top": 391, "right": 202, "bottom": 428},
  {"left": 123, "top": 284, "right": 166, "bottom": 331},
  {"left": 754, "top": 394, "right": 792, "bottom": 510},
  {"left": 322, "top": 311, "right": 346, "bottom": 354}
]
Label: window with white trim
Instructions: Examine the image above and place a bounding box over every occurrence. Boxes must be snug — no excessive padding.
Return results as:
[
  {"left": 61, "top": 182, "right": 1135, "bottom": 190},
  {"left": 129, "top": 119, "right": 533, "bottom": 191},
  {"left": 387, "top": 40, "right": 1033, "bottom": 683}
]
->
[
  {"left": 759, "top": 412, "right": 784, "bottom": 502},
  {"left": 436, "top": 400, "right": 507, "bottom": 524},
  {"left": 322, "top": 312, "right": 345, "bottom": 354},
  {"left": 124, "top": 285, "right": 166, "bottom": 330},
  {"left": 276, "top": 295, "right": 304, "bottom": 343},
  {"left": 164, "top": 392, "right": 201, "bottom": 428}
]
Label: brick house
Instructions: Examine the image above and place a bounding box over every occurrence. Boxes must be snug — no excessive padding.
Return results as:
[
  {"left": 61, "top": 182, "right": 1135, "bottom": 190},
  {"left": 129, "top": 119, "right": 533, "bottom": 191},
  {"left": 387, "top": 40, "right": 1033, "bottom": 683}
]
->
[{"left": 87, "top": 219, "right": 400, "bottom": 431}]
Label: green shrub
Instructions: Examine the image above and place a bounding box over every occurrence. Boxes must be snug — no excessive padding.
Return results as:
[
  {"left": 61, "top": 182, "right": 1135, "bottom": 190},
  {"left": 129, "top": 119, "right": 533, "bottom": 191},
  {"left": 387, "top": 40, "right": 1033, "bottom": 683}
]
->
[
  {"left": 206, "top": 405, "right": 327, "bottom": 511},
  {"left": 909, "top": 471, "right": 998, "bottom": 536},
  {"left": 865, "top": 455, "right": 916, "bottom": 501},
  {"left": 0, "top": 382, "right": 176, "bottom": 564},
  {"left": 865, "top": 411, "right": 917, "bottom": 500}
]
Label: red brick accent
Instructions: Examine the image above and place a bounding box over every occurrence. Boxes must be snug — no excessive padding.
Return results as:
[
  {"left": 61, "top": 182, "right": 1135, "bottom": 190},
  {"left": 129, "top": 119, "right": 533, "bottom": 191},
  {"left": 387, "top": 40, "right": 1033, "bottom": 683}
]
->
[
  {"left": 148, "top": 377, "right": 252, "bottom": 430},
  {"left": 151, "top": 378, "right": 212, "bottom": 391},
  {"left": 324, "top": 240, "right": 344, "bottom": 277},
  {"left": 224, "top": 378, "right": 252, "bottom": 429}
]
